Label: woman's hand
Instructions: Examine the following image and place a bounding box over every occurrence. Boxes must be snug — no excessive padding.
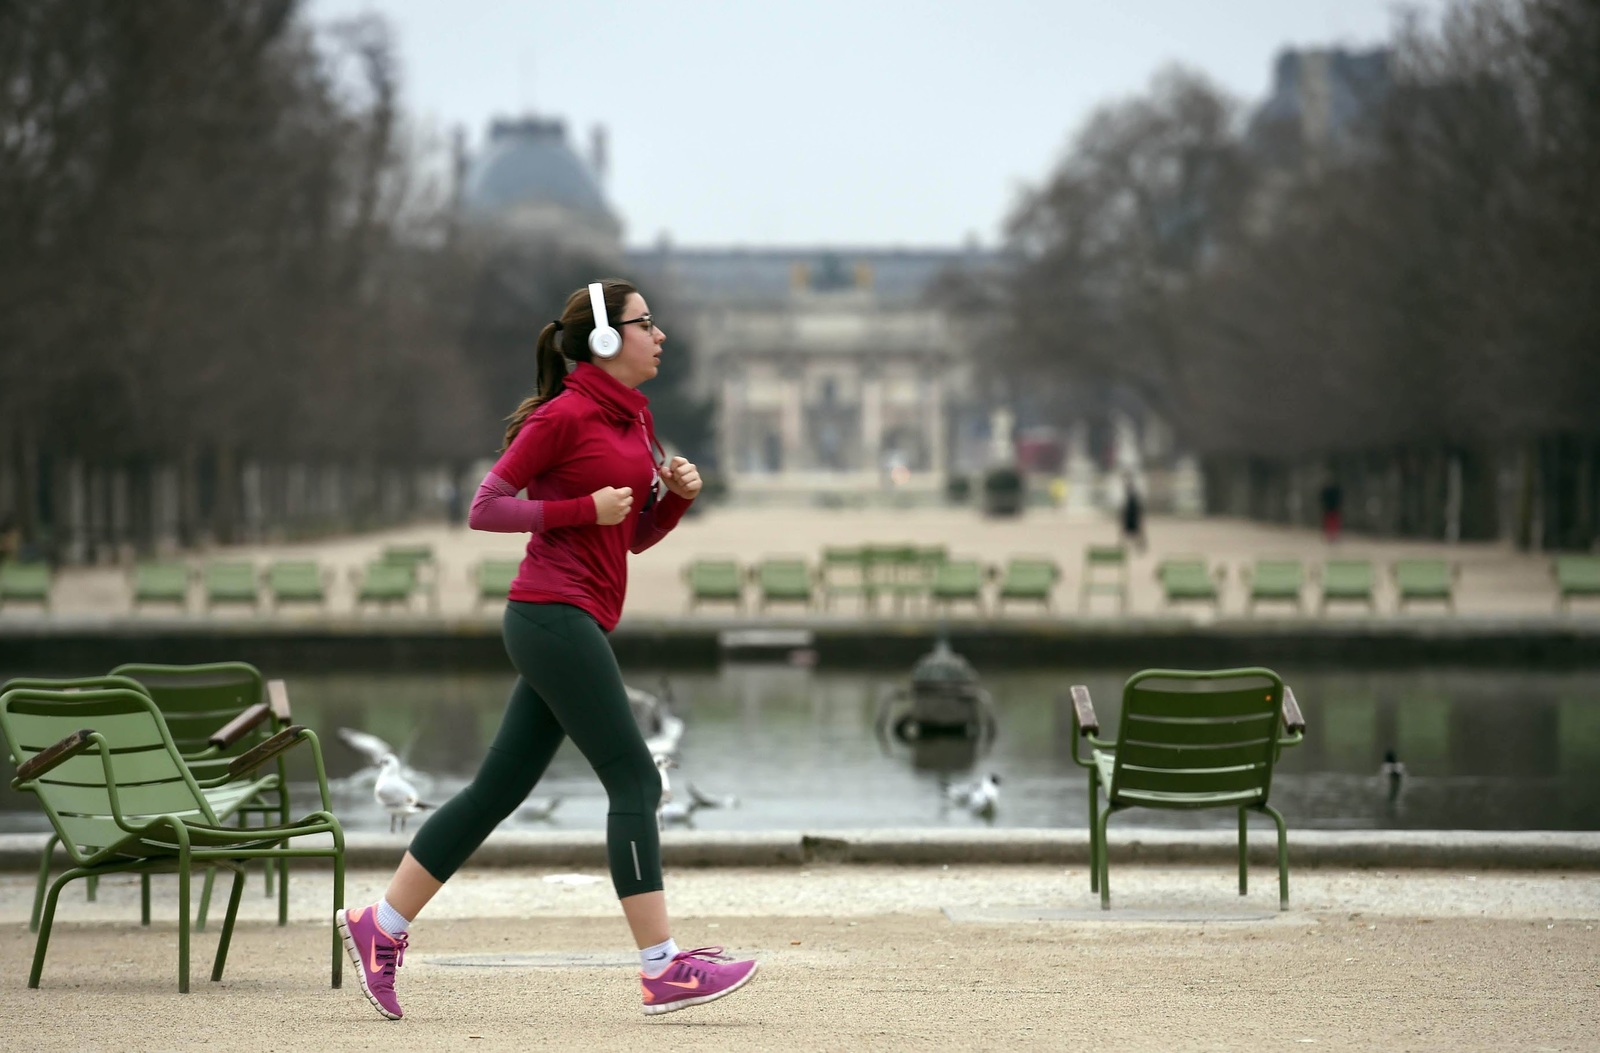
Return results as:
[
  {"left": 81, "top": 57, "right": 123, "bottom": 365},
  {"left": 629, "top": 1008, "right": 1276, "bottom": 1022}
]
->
[
  {"left": 592, "top": 486, "right": 634, "bottom": 525},
  {"left": 660, "top": 456, "right": 702, "bottom": 499}
]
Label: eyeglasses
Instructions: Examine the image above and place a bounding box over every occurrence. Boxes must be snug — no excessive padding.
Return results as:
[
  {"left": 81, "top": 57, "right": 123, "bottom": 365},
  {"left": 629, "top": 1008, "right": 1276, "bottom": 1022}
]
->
[{"left": 617, "top": 313, "right": 657, "bottom": 333}]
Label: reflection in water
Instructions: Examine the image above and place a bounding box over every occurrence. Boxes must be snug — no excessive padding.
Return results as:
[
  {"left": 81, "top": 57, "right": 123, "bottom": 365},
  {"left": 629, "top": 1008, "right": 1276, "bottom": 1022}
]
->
[{"left": 1, "top": 665, "right": 1596, "bottom": 833}]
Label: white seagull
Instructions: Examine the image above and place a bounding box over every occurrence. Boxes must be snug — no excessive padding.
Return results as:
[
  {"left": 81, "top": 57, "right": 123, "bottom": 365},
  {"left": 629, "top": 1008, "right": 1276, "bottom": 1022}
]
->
[
  {"left": 336, "top": 727, "right": 398, "bottom": 770},
  {"left": 653, "top": 753, "right": 678, "bottom": 831},
  {"left": 944, "top": 773, "right": 1002, "bottom": 820},
  {"left": 687, "top": 782, "right": 738, "bottom": 810},
  {"left": 375, "top": 754, "right": 435, "bottom": 832},
  {"left": 628, "top": 680, "right": 686, "bottom": 758}
]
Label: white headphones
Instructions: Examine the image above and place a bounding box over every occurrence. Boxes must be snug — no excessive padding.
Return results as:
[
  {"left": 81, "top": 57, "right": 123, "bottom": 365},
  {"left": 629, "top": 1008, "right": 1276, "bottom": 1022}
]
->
[{"left": 587, "top": 282, "right": 621, "bottom": 359}]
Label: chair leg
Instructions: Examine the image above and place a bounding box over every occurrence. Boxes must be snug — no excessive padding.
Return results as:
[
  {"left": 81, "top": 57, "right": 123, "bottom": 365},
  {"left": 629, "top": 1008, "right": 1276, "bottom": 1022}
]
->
[
  {"left": 30, "top": 834, "right": 58, "bottom": 933},
  {"left": 1087, "top": 770, "right": 1100, "bottom": 894},
  {"left": 332, "top": 842, "right": 347, "bottom": 988},
  {"left": 1238, "top": 808, "right": 1249, "bottom": 896},
  {"left": 1097, "top": 806, "right": 1115, "bottom": 910},
  {"left": 178, "top": 862, "right": 191, "bottom": 993},
  {"left": 31, "top": 869, "right": 83, "bottom": 988},
  {"left": 141, "top": 874, "right": 151, "bottom": 925},
  {"left": 211, "top": 866, "right": 248, "bottom": 983},
  {"left": 86, "top": 874, "right": 98, "bottom": 902},
  {"left": 198, "top": 867, "right": 215, "bottom": 930},
  {"left": 278, "top": 851, "right": 291, "bottom": 927},
  {"left": 1262, "top": 803, "right": 1290, "bottom": 910}
]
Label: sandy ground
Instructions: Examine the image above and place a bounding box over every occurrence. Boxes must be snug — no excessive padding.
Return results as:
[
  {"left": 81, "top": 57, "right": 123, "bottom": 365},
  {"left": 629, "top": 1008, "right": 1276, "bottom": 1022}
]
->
[{"left": 2, "top": 864, "right": 1596, "bottom": 1052}]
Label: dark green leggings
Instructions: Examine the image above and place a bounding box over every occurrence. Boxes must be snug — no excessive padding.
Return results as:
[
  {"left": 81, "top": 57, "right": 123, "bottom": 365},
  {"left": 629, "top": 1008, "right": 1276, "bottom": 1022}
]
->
[{"left": 408, "top": 601, "right": 663, "bottom": 898}]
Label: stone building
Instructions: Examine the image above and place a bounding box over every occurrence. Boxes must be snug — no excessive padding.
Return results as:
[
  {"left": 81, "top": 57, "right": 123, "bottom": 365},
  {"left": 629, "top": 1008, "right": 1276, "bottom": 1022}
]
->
[
  {"left": 454, "top": 113, "right": 1004, "bottom": 503},
  {"left": 628, "top": 246, "right": 1002, "bottom": 501}
]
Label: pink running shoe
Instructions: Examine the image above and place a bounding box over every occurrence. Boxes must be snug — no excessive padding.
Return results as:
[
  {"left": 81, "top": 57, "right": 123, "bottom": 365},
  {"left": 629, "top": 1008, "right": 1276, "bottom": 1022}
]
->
[
  {"left": 640, "top": 945, "right": 758, "bottom": 1016},
  {"left": 336, "top": 906, "right": 408, "bottom": 1020}
]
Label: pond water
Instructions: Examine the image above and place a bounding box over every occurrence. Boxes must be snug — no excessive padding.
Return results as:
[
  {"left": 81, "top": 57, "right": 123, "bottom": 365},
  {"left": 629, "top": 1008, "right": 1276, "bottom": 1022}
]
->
[{"left": 3, "top": 665, "right": 1597, "bottom": 833}]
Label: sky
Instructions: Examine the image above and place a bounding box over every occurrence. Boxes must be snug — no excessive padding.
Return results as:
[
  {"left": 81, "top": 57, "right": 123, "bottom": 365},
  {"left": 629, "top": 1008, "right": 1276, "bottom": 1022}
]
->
[{"left": 308, "top": 0, "right": 1450, "bottom": 249}]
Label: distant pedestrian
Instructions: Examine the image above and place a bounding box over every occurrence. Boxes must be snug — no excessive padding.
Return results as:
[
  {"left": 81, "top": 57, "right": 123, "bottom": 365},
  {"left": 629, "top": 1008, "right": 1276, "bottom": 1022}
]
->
[
  {"left": 1320, "top": 479, "right": 1343, "bottom": 543},
  {"left": 335, "top": 279, "right": 756, "bottom": 1022},
  {"left": 1120, "top": 473, "right": 1145, "bottom": 553},
  {"left": 439, "top": 475, "right": 465, "bottom": 528}
]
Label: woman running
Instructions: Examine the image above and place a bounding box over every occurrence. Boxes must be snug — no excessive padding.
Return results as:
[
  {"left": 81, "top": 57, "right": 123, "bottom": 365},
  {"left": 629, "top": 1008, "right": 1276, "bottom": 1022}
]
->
[{"left": 336, "top": 279, "right": 757, "bottom": 1020}]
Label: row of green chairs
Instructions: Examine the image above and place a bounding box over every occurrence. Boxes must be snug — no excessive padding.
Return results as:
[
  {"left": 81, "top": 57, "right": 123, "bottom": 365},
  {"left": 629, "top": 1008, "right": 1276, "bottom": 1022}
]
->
[
  {"left": 685, "top": 551, "right": 1063, "bottom": 615},
  {"left": 1151, "top": 557, "right": 1460, "bottom": 613},
  {"left": 0, "top": 547, "right": 522, "bottom": 615},
  {"left": 0, "top": 662, "right": 345, "bottom": 993}
]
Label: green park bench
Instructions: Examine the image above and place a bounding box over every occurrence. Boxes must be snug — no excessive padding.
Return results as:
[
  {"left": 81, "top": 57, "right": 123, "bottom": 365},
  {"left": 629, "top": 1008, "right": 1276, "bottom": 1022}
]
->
[
  {"left": 683, "top": 557, "right": 744, "bottom": 613},
  {"left": 750, "top": 557, "right": 813, "bottom": 613},
  {"left": 818, "top": 546, "right": 871, "bottom": 613},
  {"left": 1080, "top": 545, "right": 1128, "bottom": 612},
  {"left": 131, "top": 562, "right": 192, "bottom": 613},
  {"left": 0, "top": 562, "right": 52, "bottom": 611},
  {"left": 264, "top": 560, "right": 330, "bottom": 611},
  {"left": 1243, "top": 559, "right": 1305, "bottom": 614},
  {"left": 927, "top": 557, "right": 987, "bottom": 614},
  {"left": 379, "top": 544, "right": 437, "bottom": 611},
  {"left": 1317, "top": 559, "right": 1376, "bottom": 613},
  {"left": 473, "top": 558, "right": 522, "bottom": 610},
  {"left": 995, "top": 556, "right": 1060, "bottom": 613},
  {"left": 1156, "top": 557, "right": 1222, "bottom": 610},
  {"left": 353, "top": 560, "right": 419, "bottom": 613},
  {"left": 203, "top": 561, "right": 260, "bottom": 613},
  {"left": 1553, "top": 555, "right": 1600, "bottom": 612},
  {"left": 1393, "top": 559, "right": 1457, "bottom": 613}
]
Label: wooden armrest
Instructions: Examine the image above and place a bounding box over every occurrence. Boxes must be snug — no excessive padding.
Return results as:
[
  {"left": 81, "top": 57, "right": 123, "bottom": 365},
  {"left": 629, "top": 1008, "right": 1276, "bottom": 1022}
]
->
[
  {"left": 266, "top": 679, "right": 292, "bottom": 722},
  {"left": 15, "top": 729, "right": 96, "bottom": 783},
  {"left": 1070, "top": 685, "right": 1099, "bottom": 736},
  {"left": 226, "top": 725, "right": 306, "bottom": 779},
  {"left": 209, "top": 702, "right": 270, "bottom": 749},
  {"left": 1282, "top": 686, "right": 1306, "bottom": 735}
]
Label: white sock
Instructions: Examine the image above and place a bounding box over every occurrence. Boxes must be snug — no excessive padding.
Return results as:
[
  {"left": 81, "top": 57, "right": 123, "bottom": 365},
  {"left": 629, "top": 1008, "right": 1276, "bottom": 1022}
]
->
[
  {"left": 375, "top": 897, "right": 411, "bottom": 935},
  {"left": 640, "top": 937, "right": 679, "bottom": 975}
]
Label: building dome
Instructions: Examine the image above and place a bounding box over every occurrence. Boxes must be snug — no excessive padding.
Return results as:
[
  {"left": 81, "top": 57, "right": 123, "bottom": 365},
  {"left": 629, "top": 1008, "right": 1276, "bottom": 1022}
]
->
[{"left": 461, "top": 116, "right": 620, "bottom": 245}]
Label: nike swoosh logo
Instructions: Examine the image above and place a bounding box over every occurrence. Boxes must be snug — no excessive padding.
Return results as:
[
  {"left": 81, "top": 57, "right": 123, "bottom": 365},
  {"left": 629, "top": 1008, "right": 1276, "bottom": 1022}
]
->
[{"left": 661, "top": 976, "right": 701, "bottom": 990}]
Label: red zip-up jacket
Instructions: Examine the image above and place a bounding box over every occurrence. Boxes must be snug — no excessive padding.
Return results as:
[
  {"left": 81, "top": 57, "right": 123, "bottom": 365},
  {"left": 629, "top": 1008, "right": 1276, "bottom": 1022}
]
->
[{"left": 469, "top": 362, "right": 692, "bottom": 630}]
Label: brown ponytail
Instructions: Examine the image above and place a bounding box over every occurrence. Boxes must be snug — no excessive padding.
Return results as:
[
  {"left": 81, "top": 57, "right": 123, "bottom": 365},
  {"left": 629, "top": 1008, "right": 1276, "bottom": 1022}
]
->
[{"left": 499, "top": 278, "right": 640, "bottom": 450}]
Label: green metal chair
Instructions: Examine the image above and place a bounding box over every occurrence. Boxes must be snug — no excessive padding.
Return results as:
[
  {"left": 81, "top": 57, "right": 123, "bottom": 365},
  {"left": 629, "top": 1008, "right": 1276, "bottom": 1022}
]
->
[
  {"left": 353, "top": 560, "right": 419, "bottom": 613},
  {"left": 1156, "top": 557, "right": 1223, "bottom": 610},
  {"left": 131, "top": 561, "right": 192, "bottom": 613},
  {"left": 0, "top": 561, "right": 52, "bottom": 611},
  {"left": 380, "top": 544, "right": 437, "bottom": 611},
  {"left": 1081, "top": 545, "right": 1128, "bottom": 613},
  {"left": 996, "top": 556, "right": 1060, "bottom": 613},
  {"left": 1393, "top": 559, "right": 1457, "bottom": 613},
  {"left": 381, "top": 543, "right": 435, "bottom": 570},
  {"left": 682, "top": 557, "right": 744, "bottom": 613},
  {"left": 1318, "top": 559, "right": 1376, "bottom": 612},
  {"left": 110, "top": 663, "right": 295, "bottom": 926},
  {"left": 1069, "top": 668, "right": 1306, "bottom": 910},
  {"left": 3, "top": 671, "right": 287, "bottom": 932},
  {"left": 818, "top": 546, "right": 871, "bottom": 613},
  {"left": 0, "top": 686, "right": 344, "bottom": 993},
  {"left": 1553, "top": 555, "right": 1600, "bottom": 612},
  {"left": 750, "top": 557, "right": 813, "bottom": 613},
  {"left": 264, "top": 560, "right": 330, "bottom": 612},
  {"left": 1243, "top": 559, "right": 1305, "bottom": 614},
  {"left": 473, "top": 558, "right": 522, "bottom": 610},
  {"left": 927, "top": 558, "right": 986, "bottom": 614},
  {"left": 203, "top": 561, "right": 260, "bottom": 614}
]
